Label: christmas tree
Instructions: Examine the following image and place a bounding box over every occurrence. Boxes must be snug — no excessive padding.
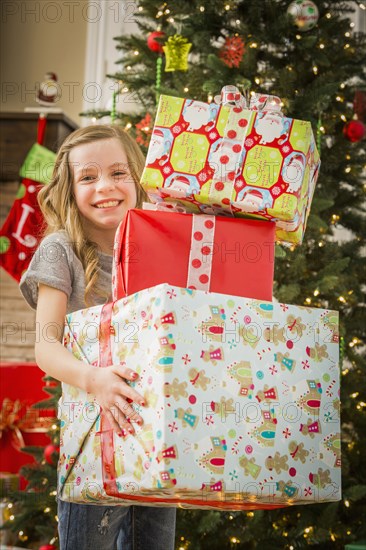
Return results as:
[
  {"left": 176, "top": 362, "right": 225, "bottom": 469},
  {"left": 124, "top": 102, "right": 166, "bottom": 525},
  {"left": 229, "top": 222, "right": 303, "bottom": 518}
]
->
[
  {"left": 81, "top": 1, "right": 366, "bottom": 548},
  {"left": 1, "top": 378, "right": 60, "bottom": 549}
]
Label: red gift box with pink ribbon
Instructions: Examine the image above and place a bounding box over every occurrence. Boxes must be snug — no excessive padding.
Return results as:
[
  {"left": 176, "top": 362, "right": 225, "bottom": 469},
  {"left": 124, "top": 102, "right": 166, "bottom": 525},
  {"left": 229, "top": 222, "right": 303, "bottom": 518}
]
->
[{"left": 112, "top": 207, "right": 275, "bottom": 301}]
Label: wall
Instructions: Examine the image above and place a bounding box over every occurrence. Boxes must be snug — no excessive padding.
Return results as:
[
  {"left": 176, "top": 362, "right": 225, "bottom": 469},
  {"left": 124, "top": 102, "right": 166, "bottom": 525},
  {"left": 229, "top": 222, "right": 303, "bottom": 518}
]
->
[
  {"left": 0, "top": 0, "right": 88, "bottom": 125},
  {"left": 82, "top": 0, "right": 140, "bottom": 122}
]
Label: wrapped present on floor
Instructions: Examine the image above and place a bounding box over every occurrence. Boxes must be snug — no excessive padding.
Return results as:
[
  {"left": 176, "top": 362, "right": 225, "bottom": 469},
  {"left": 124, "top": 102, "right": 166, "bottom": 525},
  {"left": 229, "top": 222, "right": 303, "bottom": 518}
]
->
[
  {"left": 140, "top": 85, "right": 320, "bottom": 245},
  {"left": 113, "top": 207, "right": 275, "bottom": 301},
  {"left": 0, "top": 363, "right": 56, "bottom": 474},
  {"left": 59, "top": 283, "right": 340, "bottom": 510}
]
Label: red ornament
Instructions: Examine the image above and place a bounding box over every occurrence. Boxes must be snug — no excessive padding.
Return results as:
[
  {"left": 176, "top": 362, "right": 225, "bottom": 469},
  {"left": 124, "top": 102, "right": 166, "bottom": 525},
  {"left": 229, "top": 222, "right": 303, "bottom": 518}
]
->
[
  {"left": 44, "top": 443, "right": 59, "bottom": 465},
  {"left": 39, "top": 545, "right": 57, "bottom": 550},
  {"left": 147, "top": 31, "right": 165, "bottom": 53},
  {"left": 219, "top": 36, "right": 245, "bottom": 68},
  {"left": 343, "top": 119, "right": 366, "bottom": 142}
]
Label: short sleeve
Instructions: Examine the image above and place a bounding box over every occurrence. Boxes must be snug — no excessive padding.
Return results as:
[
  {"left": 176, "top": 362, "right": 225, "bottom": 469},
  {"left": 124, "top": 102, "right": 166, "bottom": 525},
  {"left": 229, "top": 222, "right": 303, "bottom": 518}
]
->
[{"left": 19, "top": 232, "right": 73, "bottom": 310}]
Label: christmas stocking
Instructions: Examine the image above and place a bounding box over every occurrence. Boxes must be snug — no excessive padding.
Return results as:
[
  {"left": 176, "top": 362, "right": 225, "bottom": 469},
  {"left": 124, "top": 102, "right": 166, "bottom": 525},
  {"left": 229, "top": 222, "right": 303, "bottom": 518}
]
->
[{"left": 0, "top": 115, "right": 56, "bottom": 282}]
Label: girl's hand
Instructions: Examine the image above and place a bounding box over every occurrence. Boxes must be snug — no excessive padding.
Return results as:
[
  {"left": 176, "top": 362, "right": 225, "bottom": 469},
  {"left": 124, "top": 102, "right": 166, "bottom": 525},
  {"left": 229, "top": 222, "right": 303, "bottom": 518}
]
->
[
  {"left": 35, "top": 285, "right": 144, "bottom": 437},
  {"left": 88, "top": 365, "right": 145, "bottom": 436}
]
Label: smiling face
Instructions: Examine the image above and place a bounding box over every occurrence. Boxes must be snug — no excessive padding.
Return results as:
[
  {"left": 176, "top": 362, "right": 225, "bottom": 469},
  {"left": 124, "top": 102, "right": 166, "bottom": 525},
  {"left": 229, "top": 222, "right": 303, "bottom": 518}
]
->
[{"left": 70, "top": 138, "right": 137, "bottom": 246}]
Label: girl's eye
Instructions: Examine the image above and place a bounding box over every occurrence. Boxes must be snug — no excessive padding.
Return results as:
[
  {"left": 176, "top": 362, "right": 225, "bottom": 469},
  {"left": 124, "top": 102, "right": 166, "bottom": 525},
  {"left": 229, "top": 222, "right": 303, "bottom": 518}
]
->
[
  {"left": 80, "top": 175, "right": 95, "bottom": 182},
  {"left": 113, "top": 171, "right": 127, "bottom": 177}
]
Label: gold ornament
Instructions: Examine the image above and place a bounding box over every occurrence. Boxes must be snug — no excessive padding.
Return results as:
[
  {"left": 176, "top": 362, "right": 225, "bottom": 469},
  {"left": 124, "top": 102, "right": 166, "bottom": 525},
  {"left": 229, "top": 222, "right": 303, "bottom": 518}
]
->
[
  {"left": 18, "top": 531, "right": 29, "bottom": 542},
  {"left": 163, "top": 35, "right": 192, "bottom": 72},
  {"left": 3, "top": 504, "right": 13, "bottom": 521}
]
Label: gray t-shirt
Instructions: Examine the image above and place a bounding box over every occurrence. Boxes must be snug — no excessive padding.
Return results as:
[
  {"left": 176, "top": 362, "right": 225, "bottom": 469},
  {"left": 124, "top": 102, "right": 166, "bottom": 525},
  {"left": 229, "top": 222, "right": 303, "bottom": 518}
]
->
[{"left": 19, "top": 230, "right": 113, "bottom": 314}]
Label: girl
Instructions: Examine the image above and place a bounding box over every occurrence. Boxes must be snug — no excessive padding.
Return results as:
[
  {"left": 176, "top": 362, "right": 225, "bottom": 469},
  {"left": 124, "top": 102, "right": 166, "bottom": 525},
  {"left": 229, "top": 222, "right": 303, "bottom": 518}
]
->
[{"left": 19, "top": 125, "right": 176, "bottom": 550}]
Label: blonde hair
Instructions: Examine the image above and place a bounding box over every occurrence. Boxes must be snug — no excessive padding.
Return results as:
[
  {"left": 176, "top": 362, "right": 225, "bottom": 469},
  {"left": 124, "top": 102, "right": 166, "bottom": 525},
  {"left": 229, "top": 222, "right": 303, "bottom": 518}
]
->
[{"left": 38, "top": 124, "right": 148, "bottom": 306}]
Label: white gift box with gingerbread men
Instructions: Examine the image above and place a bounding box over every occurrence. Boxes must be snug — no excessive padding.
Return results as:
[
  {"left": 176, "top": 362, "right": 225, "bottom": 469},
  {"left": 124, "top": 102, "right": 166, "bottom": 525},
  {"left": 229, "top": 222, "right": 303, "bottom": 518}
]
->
[{"left": 59, "top": 283, "right": 340, "bottom": 510}]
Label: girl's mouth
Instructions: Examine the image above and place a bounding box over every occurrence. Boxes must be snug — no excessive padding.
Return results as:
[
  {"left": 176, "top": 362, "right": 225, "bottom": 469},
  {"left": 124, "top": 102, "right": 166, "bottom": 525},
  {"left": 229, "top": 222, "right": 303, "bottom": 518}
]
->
[{"left": 94, "top": 200, "right": 123, "bottom": 209}]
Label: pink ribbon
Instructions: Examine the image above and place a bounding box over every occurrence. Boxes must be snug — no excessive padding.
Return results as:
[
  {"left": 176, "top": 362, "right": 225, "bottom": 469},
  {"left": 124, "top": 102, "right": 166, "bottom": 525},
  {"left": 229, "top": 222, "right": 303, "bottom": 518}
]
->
[
  {"left": 249, "top": 92, "right": 282, "bottom": 113},
  {"left": 214, "top": 85, "right": 246, "bottom": 108},
  {"left": 209, "top": 86, "right": 282, "bottom": 214},
  {"left": 214, "top": 85, "right": 282, "bottom": 113},
  {"left": 187, "top": 214, "right": 216, "bottom": 291}
]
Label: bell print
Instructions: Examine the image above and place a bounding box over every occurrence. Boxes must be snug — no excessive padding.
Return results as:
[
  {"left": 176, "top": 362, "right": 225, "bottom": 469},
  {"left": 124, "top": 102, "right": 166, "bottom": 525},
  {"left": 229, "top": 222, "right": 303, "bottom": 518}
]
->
[
  {"left": 208, "top": 481, "right": 223, "bottom": 492},
  {"left": 210, "top": 347, "right": 223, "bottom": 360},
  {"left": 247, "top": 460, "right": 262, "bottom": 479},
  {"left": 183, "top": 411, "right": 198, "bottom": 427},
  {"left": 282, "top": 355, "right": 295, "bottom": 371},
  {"left": 283, "top": 484, "right": 297, "bottom": 498},
  {"left": 156, "top": 445, "right": 178, "bottom": 463},
  {"left": 256, "top": 386, "right": 278, "bottom": 402},
  {"left": 300, "top": 420, "right": 321, "bottom": 434},
  {"left": 154, "top": 312, "right": 176, "bottom": 329}
]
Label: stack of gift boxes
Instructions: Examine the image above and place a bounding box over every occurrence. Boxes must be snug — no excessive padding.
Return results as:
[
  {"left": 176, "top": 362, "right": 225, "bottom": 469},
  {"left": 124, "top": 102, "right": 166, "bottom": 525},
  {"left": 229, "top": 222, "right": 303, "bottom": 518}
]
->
[{"left": 59, "top": 86, "right": 341, "bottom": 510}]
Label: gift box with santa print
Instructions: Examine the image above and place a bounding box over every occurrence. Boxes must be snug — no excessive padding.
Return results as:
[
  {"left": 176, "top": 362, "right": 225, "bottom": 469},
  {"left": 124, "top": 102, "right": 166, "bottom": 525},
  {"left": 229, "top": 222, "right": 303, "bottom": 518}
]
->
[
  {"left": 59, "top": 283, "right": 340, "bottom": 510},
  {"left": 113, "top": 207, "right": 275, "bottom": 301},
  {"left": 140, "top": 86, "right": 320, "bottom": 245}
]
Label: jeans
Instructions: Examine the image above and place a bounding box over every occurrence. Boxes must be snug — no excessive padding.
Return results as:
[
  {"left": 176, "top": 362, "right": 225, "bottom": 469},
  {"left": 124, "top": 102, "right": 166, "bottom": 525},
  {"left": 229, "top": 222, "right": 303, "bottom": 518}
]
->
[{"left": 58, "top": 500, "right": 176, "bottom": 550}]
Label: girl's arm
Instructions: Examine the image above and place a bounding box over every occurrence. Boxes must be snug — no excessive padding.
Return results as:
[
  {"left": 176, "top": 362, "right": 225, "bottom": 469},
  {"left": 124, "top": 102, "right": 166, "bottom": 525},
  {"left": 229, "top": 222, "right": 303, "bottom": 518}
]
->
[{"left": 35, "top": 283, "right": 145, "bottom": 435}]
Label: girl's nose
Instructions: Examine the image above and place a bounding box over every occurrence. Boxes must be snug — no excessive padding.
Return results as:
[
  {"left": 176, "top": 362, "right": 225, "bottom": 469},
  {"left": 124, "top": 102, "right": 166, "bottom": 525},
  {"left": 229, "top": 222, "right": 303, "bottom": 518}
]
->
[{"left": 96, "top": 176, "right": 116, "bottom": 191}]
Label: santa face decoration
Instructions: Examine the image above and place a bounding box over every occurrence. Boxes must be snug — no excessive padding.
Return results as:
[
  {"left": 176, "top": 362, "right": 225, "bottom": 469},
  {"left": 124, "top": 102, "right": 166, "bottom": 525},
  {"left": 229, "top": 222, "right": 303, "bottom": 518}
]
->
[
  {"left": 282, "top": 153, "right": 306, "bottom": 193},
  {"left": 146, "top": 129, "right": 170, "bottom": 164},
  {"left": 164, "top": 174, "right": 201, "bottom": 198},
  {"left": 182, "top": 100, "right": 212, "bottom": 132},
  {"left": 233, "top": 188, "right": 272, "bottom": 213},
  {"left": 167, "top": 175, "right": 191, "bottom": 197},
  {"left": 255, "top": 111, "right": 287, "bottom": 145},
  {"left": 241, "top": 189, "right": 265, "bottom": 212},
  {"left": 37, "top": 72, "right": 60, "bottom": 105}
]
